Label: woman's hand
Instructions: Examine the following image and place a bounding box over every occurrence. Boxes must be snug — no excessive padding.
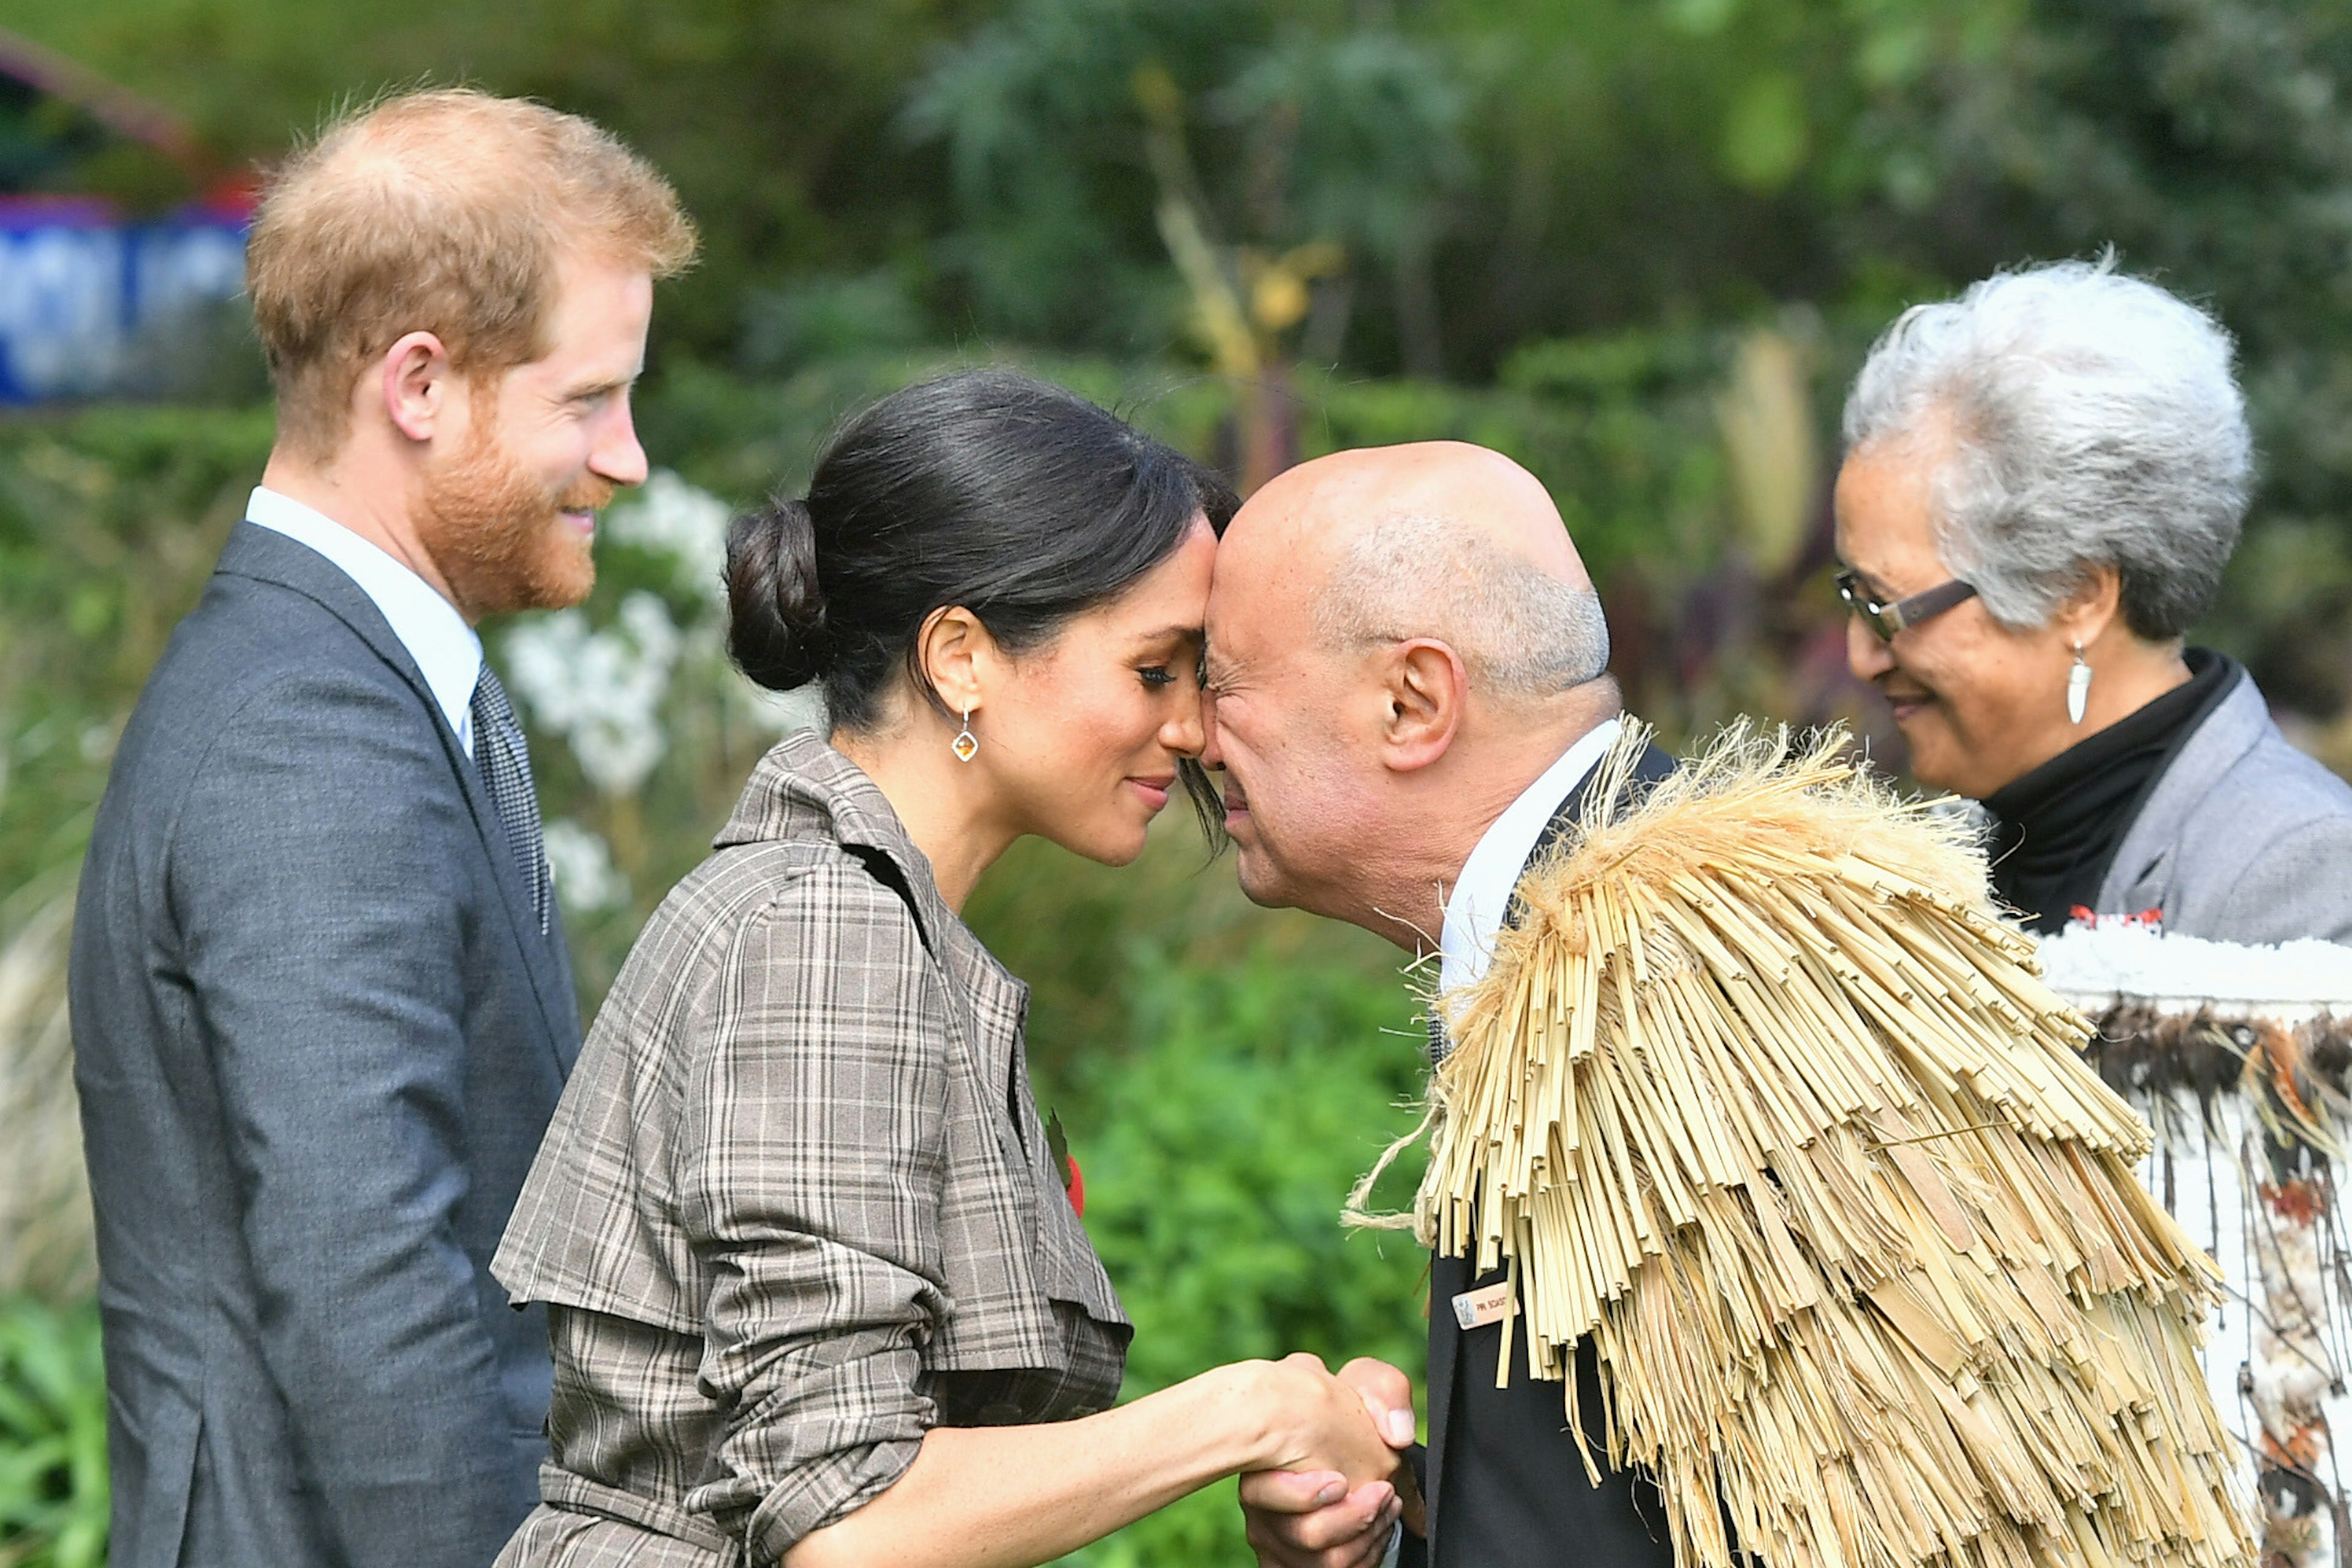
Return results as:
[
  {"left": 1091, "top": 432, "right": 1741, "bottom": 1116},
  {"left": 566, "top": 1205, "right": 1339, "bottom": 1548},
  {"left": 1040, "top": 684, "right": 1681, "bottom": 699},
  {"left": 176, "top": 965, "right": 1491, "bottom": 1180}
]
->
[
  {"left": 1239, "top": 1358, "right": 1421, "bottom": 1568},
  {"left": 780, "top": 1352, "right": 1419, "bottom": 1568},
  {"left": 1246, "top": 1353, "right": 1408, "bottom": 1484}
]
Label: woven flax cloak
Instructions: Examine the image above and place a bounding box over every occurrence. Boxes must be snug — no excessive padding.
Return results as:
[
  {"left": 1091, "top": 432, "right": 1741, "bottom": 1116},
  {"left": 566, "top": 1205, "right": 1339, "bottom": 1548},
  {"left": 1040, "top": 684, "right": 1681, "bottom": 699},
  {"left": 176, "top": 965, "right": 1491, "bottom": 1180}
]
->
[{"left": 1387, "top": 724, "right": 2251, "bottom": 1568}]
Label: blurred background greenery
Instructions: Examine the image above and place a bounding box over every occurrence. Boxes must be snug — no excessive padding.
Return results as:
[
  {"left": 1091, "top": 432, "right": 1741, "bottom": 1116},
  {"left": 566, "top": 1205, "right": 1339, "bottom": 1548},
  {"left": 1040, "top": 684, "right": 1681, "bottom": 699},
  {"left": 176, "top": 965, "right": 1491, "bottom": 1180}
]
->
[{"left": 9, "top": 0, "right": 2352, "bottom": 1562}]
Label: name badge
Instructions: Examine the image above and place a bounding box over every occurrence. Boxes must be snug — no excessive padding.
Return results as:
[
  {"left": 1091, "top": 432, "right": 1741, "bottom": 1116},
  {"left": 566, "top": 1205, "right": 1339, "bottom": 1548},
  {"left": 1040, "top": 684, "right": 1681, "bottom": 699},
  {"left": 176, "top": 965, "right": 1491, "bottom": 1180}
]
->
[{"left": 1450, "top": 1281, "right": 1517, "bottom": 1331}]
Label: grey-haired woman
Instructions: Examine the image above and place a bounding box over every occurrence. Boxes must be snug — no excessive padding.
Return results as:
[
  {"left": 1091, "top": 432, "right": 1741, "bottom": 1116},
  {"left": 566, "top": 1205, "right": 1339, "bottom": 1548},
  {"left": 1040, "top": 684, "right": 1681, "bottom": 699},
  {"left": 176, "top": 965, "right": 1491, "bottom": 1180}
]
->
[{"left": 1831, "top": 257, "right": 2352, "bottom": 942}]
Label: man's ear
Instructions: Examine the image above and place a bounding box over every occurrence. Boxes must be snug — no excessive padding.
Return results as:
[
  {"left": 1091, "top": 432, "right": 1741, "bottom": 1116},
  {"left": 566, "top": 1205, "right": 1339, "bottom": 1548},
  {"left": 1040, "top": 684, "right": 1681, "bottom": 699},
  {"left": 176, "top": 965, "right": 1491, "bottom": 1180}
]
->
[
  {"left": 379, "top": 330, "right": 454, "bottom": 445},
  {"left": 1381, "top": 638, "right": 1467, "bottom": 772},
  {"left": 916, "top": 605, "right": 996, "bottom": 722}
]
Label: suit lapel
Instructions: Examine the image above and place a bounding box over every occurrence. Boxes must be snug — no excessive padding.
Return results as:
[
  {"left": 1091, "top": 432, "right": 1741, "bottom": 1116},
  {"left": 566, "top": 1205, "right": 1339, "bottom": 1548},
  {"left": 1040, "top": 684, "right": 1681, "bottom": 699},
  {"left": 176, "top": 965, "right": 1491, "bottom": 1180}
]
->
[
  {"left": 1513, "top": 741, "right": 1681, "bottom": 916},
  {"left": 214, "top": 523, "right": 580, "bottom": 1065},
  {"left": 1423, "top": 1251, "right": 1465, "bottom": 1545}
]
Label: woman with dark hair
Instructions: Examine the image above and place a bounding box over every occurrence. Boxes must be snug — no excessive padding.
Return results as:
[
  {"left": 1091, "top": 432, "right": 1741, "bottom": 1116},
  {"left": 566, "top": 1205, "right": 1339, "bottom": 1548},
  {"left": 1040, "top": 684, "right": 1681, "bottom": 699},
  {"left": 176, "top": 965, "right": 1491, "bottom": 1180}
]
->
[{"left": 491, "top": 369, "right": 1405, "bottom": 1568}]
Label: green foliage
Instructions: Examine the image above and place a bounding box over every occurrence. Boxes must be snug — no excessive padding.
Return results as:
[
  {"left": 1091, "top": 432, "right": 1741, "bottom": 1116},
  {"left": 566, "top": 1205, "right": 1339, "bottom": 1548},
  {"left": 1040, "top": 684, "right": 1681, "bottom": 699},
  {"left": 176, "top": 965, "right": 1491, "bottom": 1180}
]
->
[
  {"left": 13, "top": 2, "right": 2352, "bottom": 1561},
  {"left": 24, "top": 0, "right": 2352, "bottom": 700},
  {"left": 7, "top": 0, "right": 989, "bottom": 347},
  {"left": 0, "top": 407, "right": 271, "bottom": 895},
  {"left": 1047, "top": 946, "right": 1429, "bottom": 1566},
  {"left": 905, "top": 0, "right": 1468, "bottom": 360},
  {"left": 0, "top": 1299, "right": 107, "bottom": 1568}
]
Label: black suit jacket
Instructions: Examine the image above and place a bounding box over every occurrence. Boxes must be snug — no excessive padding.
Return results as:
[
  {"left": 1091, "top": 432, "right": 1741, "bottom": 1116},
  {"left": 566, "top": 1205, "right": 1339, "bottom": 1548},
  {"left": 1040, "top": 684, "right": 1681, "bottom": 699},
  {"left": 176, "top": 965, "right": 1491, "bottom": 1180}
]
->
[
  {"left": 1413, "top": 740, "right": 1681, "bottom": 1568},
  {"left": 69, "top": 522, "right": 583, "bottom": 1567}
]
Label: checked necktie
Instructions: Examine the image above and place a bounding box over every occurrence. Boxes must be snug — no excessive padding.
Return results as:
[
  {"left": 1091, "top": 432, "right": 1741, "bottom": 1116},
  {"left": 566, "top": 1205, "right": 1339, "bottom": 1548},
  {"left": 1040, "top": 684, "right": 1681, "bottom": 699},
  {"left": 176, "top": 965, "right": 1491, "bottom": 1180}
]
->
[{"left": 470, "top": 665, "right": 551, "bottom": 935}]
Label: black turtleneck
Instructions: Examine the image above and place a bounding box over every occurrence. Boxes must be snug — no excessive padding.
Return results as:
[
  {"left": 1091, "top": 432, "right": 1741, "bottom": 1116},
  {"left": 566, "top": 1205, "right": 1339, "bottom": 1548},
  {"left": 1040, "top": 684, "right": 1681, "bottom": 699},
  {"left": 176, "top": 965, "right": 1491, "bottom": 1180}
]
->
[{"left": 1981, "top": 647, "right": 2239, "bottom": 934}]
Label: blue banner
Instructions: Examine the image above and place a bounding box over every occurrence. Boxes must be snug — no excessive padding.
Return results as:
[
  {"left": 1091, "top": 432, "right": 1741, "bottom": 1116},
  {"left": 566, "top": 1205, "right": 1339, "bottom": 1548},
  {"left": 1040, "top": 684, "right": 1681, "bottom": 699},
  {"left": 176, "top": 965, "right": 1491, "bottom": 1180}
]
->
[{"left": 0, "top": 198, "right": 249, "bottom": 404}]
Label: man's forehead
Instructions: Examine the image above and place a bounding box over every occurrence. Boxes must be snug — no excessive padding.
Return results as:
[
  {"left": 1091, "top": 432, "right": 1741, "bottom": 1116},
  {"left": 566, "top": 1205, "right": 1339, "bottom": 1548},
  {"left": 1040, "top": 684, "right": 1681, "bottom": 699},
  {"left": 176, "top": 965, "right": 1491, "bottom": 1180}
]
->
[
  {"left": 1202, "top": 559, "right": 1306, "bottom": 671},
  {"left": 1200, "top": 590, "right": 1264, "bottom": 669},
  {"left": 532, "top": 263, "right": 653, "bottom": 369}
]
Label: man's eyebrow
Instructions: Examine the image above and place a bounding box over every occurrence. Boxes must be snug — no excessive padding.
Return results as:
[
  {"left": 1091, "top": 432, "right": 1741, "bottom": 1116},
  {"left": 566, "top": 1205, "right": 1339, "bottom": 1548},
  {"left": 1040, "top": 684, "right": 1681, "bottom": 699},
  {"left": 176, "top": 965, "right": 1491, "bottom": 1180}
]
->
[{"left": 563, "top": 369, "right": 640, "bottom": 400}]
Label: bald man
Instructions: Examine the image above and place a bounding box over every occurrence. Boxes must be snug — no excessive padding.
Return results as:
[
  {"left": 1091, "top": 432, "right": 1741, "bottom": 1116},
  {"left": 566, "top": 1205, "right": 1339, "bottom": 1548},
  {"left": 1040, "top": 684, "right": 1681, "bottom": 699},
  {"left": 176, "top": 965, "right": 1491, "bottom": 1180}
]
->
[
  {"left": 1208, "top": 443, "right": 1679, "bottom": 1568},
  {"left": 70, "top": 92, "right": 692, "bottom": 1568}
]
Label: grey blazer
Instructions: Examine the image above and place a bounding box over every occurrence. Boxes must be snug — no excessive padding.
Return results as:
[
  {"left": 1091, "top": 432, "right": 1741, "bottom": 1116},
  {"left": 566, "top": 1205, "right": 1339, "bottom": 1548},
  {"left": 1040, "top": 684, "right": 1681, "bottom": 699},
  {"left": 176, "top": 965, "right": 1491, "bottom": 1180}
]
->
[
  {"left": 2097, "top": 663, "right": 2352, "bottom": 944},
  {"left": 69, "top": 521, "right": 583, "bottom": 1568}
]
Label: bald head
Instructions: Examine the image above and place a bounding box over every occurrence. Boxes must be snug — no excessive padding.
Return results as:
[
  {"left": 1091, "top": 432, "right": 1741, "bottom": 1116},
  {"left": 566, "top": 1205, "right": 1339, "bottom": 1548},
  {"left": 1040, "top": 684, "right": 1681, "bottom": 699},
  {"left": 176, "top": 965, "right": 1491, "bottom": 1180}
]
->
[
  {"left": 247, "top": 88, "right": 695, "bottom": 458},
  {"left": 1224, "top": 442, "right": 1608, "bottom": 704},
  {"left": 1237, "top": 441, "right": 1588, "bottom": 574},
  {"left": 1203, "top": 442, "right": 1621, "bottom": 942}
]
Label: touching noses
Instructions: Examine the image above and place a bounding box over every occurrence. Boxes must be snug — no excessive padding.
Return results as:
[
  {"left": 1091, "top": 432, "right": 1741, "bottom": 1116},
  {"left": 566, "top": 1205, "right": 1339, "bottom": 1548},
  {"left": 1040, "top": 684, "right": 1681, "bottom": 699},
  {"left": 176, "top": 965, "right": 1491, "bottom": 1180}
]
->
[
  {"left": 1845, "top": 613, "right": 1896, "bottom": 683},
  {"left": 1197, "top": 689, "right": 1227, "bottom": 771},
  {"left": 1162, "top": 679, "right": 1208, "bottom": 759}
]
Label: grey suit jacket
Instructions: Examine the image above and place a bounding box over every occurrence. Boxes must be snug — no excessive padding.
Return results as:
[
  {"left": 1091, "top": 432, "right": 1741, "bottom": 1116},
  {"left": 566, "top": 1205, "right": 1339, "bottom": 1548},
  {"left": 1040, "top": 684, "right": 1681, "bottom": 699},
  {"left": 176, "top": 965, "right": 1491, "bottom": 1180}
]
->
[
  {"left": 69, "top": 521, "right": 583, "bottom": 1568},
  {"left": 2098, "top": 664, "right": 2352, "bottom": 944}
]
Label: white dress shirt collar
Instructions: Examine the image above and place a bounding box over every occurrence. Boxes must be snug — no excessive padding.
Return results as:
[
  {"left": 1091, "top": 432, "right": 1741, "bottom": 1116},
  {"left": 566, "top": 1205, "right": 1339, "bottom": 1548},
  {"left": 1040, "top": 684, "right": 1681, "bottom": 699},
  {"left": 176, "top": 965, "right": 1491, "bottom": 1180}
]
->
[
  {"left": 1439, "top": 717, "right": 1624, "bottom": 998},
  {"left": 244, "top": 487, "right": 483, "bottom": 756}
]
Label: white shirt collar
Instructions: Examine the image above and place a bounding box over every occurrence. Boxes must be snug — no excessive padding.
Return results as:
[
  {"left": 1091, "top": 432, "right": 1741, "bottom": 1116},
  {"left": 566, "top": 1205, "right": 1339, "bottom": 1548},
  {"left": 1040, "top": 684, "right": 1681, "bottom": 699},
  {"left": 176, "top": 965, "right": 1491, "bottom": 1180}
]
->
[
  {"left": 1439, "top": 717, "right": 1624, "bottom": 998},
  {"left": 244, "top": 486, "right": 483, "bottom": 755}
]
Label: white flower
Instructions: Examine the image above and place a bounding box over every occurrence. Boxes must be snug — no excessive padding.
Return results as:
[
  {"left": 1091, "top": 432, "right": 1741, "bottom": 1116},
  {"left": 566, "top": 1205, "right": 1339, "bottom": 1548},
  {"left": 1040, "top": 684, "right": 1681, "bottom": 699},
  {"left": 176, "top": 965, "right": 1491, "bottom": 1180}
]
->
[
  {"left": 502, "top": 592, "right": 684, "bottom": 796},
  {"left": 605, "top": 470, "right": 731, "bottom": 609},
  {"left": 542, "top": 818, "right": 630, "bottom": 914}
]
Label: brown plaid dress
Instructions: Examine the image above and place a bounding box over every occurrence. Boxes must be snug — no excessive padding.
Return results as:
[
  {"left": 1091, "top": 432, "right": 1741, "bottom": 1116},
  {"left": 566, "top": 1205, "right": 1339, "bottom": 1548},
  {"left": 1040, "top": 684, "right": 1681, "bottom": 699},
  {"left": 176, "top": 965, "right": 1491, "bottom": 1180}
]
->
[{"left": 492, "top": 734, "right": 1131, "bottom": 1567}]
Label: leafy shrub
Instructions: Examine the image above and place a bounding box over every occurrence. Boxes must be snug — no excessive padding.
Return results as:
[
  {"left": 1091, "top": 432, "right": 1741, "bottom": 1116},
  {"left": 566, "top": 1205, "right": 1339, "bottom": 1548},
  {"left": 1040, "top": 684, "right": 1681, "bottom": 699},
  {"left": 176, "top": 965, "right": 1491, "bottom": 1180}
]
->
[
  {"left": 1051, "top": 945, "right": 1430, "bottom": 1567},
  {"left": 0, "top": 1298, "right": 106, "bottom": 1568}
]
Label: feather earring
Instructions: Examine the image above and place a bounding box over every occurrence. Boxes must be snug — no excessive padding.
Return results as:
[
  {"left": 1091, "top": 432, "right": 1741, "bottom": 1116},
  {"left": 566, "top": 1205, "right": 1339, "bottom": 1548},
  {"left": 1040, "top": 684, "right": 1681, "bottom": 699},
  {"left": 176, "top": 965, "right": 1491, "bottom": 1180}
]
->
[{"left": 2068, "top": 644, "right": 2092, "bottom": 725}]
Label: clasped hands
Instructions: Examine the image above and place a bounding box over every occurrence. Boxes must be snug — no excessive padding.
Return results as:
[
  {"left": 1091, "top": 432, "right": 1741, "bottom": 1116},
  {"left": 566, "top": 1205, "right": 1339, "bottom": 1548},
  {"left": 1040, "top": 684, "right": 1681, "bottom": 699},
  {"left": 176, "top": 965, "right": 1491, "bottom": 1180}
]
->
[{"left": 1244, "top": 1356, "right": 1423, "bottom": 1568}]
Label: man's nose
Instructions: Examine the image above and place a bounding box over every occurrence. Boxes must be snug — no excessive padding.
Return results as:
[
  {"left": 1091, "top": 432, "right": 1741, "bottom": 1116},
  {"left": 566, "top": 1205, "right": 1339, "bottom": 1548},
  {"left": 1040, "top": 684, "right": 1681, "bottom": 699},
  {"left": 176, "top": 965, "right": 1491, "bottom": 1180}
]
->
[
  {"left": 1845, "top": 614, "right": 1894, "bottom": 681},
  {"left": 1197, "top": 695, "right": 1226, "bottom": 770},
  {"left": 591, "top": 399, "right": 651, "bottom": 489}
]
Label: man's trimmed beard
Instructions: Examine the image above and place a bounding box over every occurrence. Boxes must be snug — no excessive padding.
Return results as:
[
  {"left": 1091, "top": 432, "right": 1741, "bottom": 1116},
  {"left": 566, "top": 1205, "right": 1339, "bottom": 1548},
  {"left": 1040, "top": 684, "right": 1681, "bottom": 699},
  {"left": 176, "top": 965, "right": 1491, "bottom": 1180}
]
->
[{"left": 423, "top": 417, "right": 609, "bottom": 618}]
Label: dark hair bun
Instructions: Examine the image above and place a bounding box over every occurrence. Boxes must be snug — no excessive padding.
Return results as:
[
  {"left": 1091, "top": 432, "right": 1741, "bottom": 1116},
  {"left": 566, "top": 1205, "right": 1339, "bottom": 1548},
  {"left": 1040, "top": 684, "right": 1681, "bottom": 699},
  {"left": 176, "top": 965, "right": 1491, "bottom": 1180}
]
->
[
  {"left": 725, "top": 497, "right": 832, "bottom": 692},
  {"left": 725, "top": 369, "right": 1234, "bottom": 731}
]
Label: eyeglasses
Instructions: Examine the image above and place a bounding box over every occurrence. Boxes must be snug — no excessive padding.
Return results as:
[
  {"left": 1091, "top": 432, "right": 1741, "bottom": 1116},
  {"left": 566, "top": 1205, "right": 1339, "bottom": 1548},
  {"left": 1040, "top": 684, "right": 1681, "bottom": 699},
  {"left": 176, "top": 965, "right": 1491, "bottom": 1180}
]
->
[{"left": 1834, "top": 568, "right": 1978, "bottom": 642}]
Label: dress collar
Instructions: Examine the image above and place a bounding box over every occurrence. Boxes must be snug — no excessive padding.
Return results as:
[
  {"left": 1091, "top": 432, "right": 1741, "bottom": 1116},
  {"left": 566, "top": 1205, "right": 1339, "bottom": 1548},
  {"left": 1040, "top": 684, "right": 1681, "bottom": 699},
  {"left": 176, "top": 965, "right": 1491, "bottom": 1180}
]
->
[
  {"left": 716, "top": 729, "right": 960, "bottom": 952},
  {"left": 1980, "top": 649, "right": 2236, "bottom": 932}
]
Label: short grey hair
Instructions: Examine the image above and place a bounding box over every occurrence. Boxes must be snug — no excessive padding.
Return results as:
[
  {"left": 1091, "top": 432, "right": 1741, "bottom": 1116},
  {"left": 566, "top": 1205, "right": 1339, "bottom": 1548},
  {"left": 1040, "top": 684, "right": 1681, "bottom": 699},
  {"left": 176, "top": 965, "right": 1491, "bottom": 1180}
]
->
[
  {"left": 1841, "top": 256, "right": 2252, "bottom": 639},
  {"left": 1314, "top": 514, "right": 1610, "bottom": 699}
]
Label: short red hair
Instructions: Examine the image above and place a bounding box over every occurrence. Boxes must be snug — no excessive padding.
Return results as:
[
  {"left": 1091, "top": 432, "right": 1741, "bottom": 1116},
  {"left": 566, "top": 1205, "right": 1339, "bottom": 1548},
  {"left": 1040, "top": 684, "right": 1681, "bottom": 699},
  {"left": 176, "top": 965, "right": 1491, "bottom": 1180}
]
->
[{"left": 246, "top": 88, "right": 696, "bottom": 457}]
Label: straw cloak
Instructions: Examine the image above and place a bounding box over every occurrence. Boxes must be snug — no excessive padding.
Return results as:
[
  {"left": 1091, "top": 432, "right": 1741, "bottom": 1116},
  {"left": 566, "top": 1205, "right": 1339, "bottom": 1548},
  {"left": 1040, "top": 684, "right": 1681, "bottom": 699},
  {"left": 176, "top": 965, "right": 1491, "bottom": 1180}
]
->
[{"left": 1374, "top": 724, "right": 2252, "bottom": 1568}]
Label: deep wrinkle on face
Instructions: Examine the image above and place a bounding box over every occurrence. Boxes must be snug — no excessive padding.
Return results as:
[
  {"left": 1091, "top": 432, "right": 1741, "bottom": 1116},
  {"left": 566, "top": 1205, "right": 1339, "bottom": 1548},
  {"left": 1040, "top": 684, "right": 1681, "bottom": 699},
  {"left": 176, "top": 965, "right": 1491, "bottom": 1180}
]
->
[{"left": 1200, "top": 571, "right": 1366, "bottom": 913}]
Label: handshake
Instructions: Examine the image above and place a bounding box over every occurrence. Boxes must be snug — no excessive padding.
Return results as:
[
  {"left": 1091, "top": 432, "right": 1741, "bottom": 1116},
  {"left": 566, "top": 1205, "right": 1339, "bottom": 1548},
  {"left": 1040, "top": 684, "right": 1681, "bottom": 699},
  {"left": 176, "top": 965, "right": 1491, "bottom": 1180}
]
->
[{"left": 1238, "top": 1355, "right": 1425, "bottom": 1568}]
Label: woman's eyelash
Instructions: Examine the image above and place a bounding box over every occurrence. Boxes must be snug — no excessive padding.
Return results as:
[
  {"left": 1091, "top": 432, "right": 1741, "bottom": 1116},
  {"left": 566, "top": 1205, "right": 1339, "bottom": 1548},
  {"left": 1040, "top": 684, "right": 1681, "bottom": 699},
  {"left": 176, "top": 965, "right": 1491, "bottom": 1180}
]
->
[{"left": 1138, "top": 666, "right": 1177, "bottom": 687}]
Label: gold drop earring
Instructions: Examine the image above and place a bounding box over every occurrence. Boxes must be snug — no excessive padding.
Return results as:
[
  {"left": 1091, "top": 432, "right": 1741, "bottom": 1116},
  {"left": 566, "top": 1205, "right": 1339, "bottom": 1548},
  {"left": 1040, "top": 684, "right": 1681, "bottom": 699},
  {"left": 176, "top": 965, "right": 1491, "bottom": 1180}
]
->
[{"left": 952, "top": 706, "right": 979, "bottom": 763}]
